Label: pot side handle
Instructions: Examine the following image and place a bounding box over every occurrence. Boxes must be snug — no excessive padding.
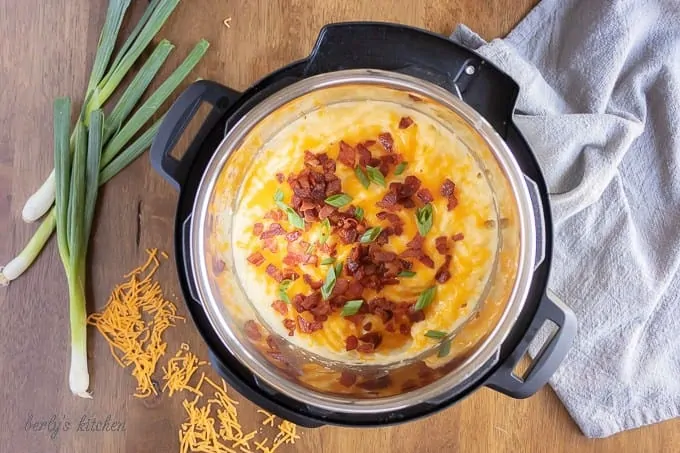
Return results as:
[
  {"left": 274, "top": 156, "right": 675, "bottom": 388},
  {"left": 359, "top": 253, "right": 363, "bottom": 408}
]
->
[
  {"left": 150, "top": 80, "right": 241, "bottom": 190},
  {"left": 485, "top": 291, "right": 576, "bottom": 399}
]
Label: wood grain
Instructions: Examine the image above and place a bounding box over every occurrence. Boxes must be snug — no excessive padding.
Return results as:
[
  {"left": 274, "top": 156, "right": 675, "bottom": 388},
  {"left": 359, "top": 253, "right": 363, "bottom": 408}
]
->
[{"left": 0, "top": 1, "right": 677, "bottom": 452}]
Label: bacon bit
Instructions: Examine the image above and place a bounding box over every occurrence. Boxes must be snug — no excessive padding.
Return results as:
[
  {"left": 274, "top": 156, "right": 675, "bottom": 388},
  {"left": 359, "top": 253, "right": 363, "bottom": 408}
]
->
[
  {"left": 337, "top": 141, "right": 355, "bottom": 167},
  {"left": 359, "top": 331, "right": 383, "bottom": 349},
  {"left": 325, "top": 178, "right": 342, "bottom": 196},
  {"left": 283, "top": 318, "right": 296, "bottom": 336},
  {"left": 264, "top": 209, "right": 284, "bottom": 221},
  {"left": 339, "top": 371, "right": 357, "bottom": 387},
  {"left": 452, "top": 232, "right": 464, "bottom": 241},
  {"left": 371, "top": 249, "right": 398, "bottom": 263},
  {"left": 356, "top": 343, "right": 374, "bottom": 353},
  {"left": 252, "top": 222, "right": 264, "bottom": 236},
  {"left": 363, "top": 139, "right": 377, "bottom": 147},
  {"left": 346, "top": 280, "right": 365, "bottom": 299},
  {"left": 304, "top": 254, "right": 318, "bottom": 265},
  {"left": 271, "top": 300, "right": 288, "bottom": 315},
  {"left": 416, "top": 188, "right": 434, "bottom": 204},
  {"left": 378, "top": 132, "right": 394, "bottom": 152},
  {"left": 244, "top": 320, "right": 262, "bottom": 341},
  {"left": 263, "top": 237, "right": 278, "bottom": 253},
  {"left": 406, "top": 234, "right": 424, "bottom": 249},
  {"left": 283, "top": 252, "right": 304, "bottom": 267},
  {"left": 265, "top": 264, "right": 284, "bottom": 282},
  {"left": 435, "top": 255, "right": 452, "bottom": 283},
  {"left": 213, "top": 258, "right": 226, "bottom": 273},
  {"left": 297, "top": 315, "right": 322, "bottom": 333},
  {"left": 408, "top": 94, "right": 423, "bottom": 102},
  {"left": 402, "top": 176, "right": 421, "bottom": 196},
  {"left": 266, "top": 335, "right": 280, "bottom": 352},
  {"left": 246, "top": 252, "right": 265, "bottom": 266},
  {"left": 318, "top": 204, "right": 335, "bottom": 220},
  {"left": 345, "top": 335, "right": 358, "bottom": 351},
  {"left": 408, "top": 309, "right": 425, "bottom": 323},
  {"left": 276, "top": 172, "right": 284, "bottom": 183},
  {"left": 385, "top": 322, "right": 395, "bottom": 332},
  {"left": 435, "top": 236, "right": 450, "bottom": 255},
  {"left": 399, "top": 324, "right": 411, "bottom": 335},
  {"left": 282, "top": 269, "right": 299, "bottom": 281},
  {"left": 363, "top": 322, "right": 373, "bottom": 331},
  {"left": 260, "top": 223, "right": 286, "bottom": 239},
  {"left": 398, "top": 116, "right": 414, "bottom": 129},
  {"left": 285, "top": 231, "right": 301, "bottom": 242},
  {"left": 356, "top": 143, "right": 372, "bottom": 167},
  {"left": 447, "top": 194, "right": 459, "bottom": 211},
  {"left": 357, "top": 375, "right": 392, "bottom": 390},
  {"left": 337, "top": 227, "right": 358, "bottom": 244},
  {"left": 419, "top": 255, "right": 435, "bottom": 268},
  {"left": 303, "top": 274, "right": 323, "bottom": 289},
  {"left": 377, "top": 189, "right": 399, "bottom": 210},
  {"left": 440, "top": 178, "right": 455, "bottom": 196},
  {"left": 376, "top": 211, "right": 404, "bottom": 235}
]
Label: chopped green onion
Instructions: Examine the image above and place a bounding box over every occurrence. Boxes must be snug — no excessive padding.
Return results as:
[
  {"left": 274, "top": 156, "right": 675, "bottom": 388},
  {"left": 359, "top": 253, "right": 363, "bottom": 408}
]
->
[
  {"left": 438, "top": 339, "right": 452, "bottom": 358},
  {"left": 274, "top": 188, "right": 284, "bottom": 202},
  {"left": 394, "top": 162, "right": 408, "bottom": 176},
  {"left": 341, "top": 300, "right": 364, "bottom": 317},
  {"left": 398, "top": 270, "right": 416, "bottom": 278},
  {"left": 359, "top": 226, "right": 382, "bottom": 243},
  {"left": 355, "top": 206, "right": 364, "bottom": 222},
  {"left": 306, "top": 242, "right": 316, "bottom": 254},
  {"left": 324, "top": 193, "right": 353, "bottom": 208},
  {"left": 366, "top": 166, "right": 386, "bottom": 187},
  {"left": 320, "top": 265, "right": 337, "bottom": 300},
  {"left": 334, "top": 260, "right": 343, "bottom": 278},
  {"left": 354, "top": 166, "right": 370, "bottom": 188},
  {"left": 320, "top": 257, "right": 335, "bottom": 265},
  {"left": 319, "top": 218, "right": 331, "bottom": 244},
  {"left": 424, "top": 330, "right": 447, "bottom": 339},
  {"left": 416, "top": 203, "right": 433, "bottom": 236},
  {"left": 414, "top": 286, "right": 437, "bottom": 311},
  {"left": 274, "top": 193, "right": 305, "bottom": 229},
  {"left": 278, "top": 279, "right": 293, "bottom": 304}
]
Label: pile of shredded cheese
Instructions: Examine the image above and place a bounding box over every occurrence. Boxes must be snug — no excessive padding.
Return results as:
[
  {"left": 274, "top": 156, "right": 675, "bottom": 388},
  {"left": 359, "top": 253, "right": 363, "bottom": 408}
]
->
[
  {"left": 87, "top": 249, "right": 184, "bottom": 397},
  {"left": 90, "top": 249, "right": 302, "bottom": 452}
]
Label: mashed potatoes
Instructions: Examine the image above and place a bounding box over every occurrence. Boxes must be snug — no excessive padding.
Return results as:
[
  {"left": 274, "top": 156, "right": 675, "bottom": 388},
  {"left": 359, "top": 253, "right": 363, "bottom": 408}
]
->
[{"left": 231, "top": 99, "right": 499, "bottom": 365}]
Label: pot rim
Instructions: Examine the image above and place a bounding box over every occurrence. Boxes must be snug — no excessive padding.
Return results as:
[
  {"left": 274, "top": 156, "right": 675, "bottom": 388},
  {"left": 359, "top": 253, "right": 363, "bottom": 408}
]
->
[{"left": 190, "top": 69, "right": 538, "bottom": 413}]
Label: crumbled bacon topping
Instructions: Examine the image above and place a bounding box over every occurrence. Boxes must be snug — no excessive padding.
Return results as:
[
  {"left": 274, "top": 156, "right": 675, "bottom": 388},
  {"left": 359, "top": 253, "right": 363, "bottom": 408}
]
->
[
  {"left": 283, "top": 318, "right": 296, "bottom": 336},
  {"left": 260, "top": 223, "right": 286, "bottom": 239},
  {"left": 435, "top": 255, "right": 452, "bottom": 283},
  {"left": 276, "top": 172, "right": 284, "bottom": 183},
  {"left": 378, "top": 132, "right": 394, "bottom": 153},
  {"left": 452, "top": 232, "right": 465, "bottom": 241},
  {"left": 377, "top": 176, "right": 422, "bottom": 211},
  {"left": 253, "top": 223, "right": 264, "bottom": 236},
  {"left": 297, "top": 315, "right": 323, "bottom": 333},
  {"left": 244, "top": 320, "right": 262, "bottom": 341},
  {"left": 441, "top": 178, "right": 459, "bottom": 211},
  {"left": 345, "top": 335, "right": 358, "bottom": 351},
  {"left": 398, "top": 116, "right": 414, "bottom": 129},
  {"left": 285, "top": 231, "right": 301, "bottom": 242},
  {"left": 265, "top": 264, "right": 284, "bottom": 282},
  {"left": 337, "top": 141, "right": 355, "bottom": 167},
  {"left": 247, "top": 252, "right": 265, "bottom": 266},
  {"left": 401, "top": 234, "right": 434, "bottom": 268},
  {"left": 416, "top": 188, "right": 434, "bottom": 204},
  {"left": 435, "top": 236, "right": 450, "bottom": 255},
  {"left": 263, "top": 237, "right": 278, "bottom": 253},
  {"left": 271, "top": 300, "right": 288, "bottom": 315}
]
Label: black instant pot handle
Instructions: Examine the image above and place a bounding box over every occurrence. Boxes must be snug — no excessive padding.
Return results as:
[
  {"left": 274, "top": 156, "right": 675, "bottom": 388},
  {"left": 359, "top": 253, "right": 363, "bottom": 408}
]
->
[
  {"left": 150, "top": 80, "right": 241, "bottom": 190},
  {"left": 304, "top": 22, "right": 519, "bottom": 136},
  {"left": 486, "top": 292, "right": 576, "bottom": 398}
]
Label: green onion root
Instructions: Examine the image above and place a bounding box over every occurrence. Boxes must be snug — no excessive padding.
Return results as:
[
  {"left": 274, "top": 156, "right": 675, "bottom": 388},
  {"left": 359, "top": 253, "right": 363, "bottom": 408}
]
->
[{"left": 0, "top": 209, "right": 56, "bottom": 285}]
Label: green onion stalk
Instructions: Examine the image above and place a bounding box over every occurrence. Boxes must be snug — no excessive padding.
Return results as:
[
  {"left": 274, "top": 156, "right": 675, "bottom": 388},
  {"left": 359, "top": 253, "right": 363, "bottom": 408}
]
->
[
  {"left": 21, "top": 0, "right": 181, "bottom": 223},
  {"left": 1, "top": 38, "right": 208, "bottom": 286}
]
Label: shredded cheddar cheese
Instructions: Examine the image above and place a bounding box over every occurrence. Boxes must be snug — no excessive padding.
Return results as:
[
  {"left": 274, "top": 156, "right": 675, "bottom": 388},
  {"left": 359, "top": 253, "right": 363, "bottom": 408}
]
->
[
  {"left": 87, "top": 249, "right": 184, "bottom": 397},
  {"left": 162, "top": 343, "right": 208, "bottom": 396},
  {"left": 91, "top": 249, "right": 301, "bottom": 452}
]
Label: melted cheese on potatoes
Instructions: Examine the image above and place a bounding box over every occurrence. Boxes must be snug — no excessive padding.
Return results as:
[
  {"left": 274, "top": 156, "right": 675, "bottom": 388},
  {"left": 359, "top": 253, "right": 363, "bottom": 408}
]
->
[{"left": 231, "top": 100, "right": 498, "bottom": 365}]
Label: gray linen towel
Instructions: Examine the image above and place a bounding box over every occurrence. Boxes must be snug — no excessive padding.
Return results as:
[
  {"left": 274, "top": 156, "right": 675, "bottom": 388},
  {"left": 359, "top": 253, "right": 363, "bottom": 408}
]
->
[{"left": 451, "top": 0, "right": 680, "bottom": 438}]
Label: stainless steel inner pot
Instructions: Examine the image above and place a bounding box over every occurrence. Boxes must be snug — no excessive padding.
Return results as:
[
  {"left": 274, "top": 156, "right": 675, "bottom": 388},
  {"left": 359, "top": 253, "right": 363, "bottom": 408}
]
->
[{"left": 187, "top": 69, "right": 539, "bottom": 414}]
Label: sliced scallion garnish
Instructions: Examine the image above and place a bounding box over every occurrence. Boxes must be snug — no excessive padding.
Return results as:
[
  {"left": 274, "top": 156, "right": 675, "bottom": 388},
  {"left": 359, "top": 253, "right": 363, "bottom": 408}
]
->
[
  {"left": 414, "top": 286, "right": 437, "bottom": 311},
  {"left": 366, "top": 166, "right": 386, "bottom": 187},
  {"left": 394, "top": 162, "right": 408, "bottom": 176},
  {"left": 278, "top": 279, "right": 293, "bottom": 304},
  {"left": 325, "top": 193, "right": 353, "bottom": 208},
  {"left": 359, "top": 226, "right": 382, "bottom": 243},
  {"left": 424, "top": 330, "right": 447, "bottom": 339},
  {"left": 415, "top": 203, "right": 433, "bottom": 236},
  {"left": 354, "top": 166, "right": 370, "bottom": 189},
  {"left": 320, "top": 265, "right": 337, "bottom": 300},
  {"left": 398, "top": 270, "right": 416, "bottom": 278},
  {"left": 354, "top": 206, "right": 364, "bottom": 222},
  {"left": 341, "top": 300, "right": 364, "bottom": 317}
]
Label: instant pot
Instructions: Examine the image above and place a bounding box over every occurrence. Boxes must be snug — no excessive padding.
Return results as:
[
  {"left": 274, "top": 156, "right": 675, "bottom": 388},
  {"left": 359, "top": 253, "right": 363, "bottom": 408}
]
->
[{"left": 150, "top": 22, "right": 576, "bottom": 427}]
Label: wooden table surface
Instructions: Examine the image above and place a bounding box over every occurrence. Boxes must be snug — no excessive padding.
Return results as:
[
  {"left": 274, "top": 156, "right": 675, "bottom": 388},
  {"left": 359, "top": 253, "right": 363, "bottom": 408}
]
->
[{"left": 1, "top": 1, "right": 678, "bottom": 452}]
